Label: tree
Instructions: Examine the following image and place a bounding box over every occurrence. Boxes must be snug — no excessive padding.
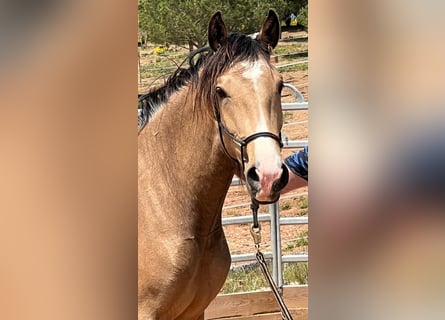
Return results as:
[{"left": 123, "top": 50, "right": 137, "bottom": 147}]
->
[
  {"left": 297, "top": 4, "right": 308, "bottom": 31},
  {"left": 281, "top": 0, "right": 307, "bottom": 19},
  {"left": 138, "top": 0, "right": 222, "bottom": 51},
  {"left": 138, "top": 0, "right": 306, "bottom": 51}
]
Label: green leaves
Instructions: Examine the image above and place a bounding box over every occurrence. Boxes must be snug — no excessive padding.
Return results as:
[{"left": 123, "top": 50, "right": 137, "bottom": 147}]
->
[
  {"left": 297, "top": 5, "right": 308, "bottom": 30},
  {"left": 138, "top": 0, "right": 307, "bottom": 50}
]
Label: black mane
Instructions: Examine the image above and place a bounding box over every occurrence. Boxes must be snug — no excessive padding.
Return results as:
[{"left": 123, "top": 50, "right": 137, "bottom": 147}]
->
[{"left": 138, "top": 48, "right": 210, "bottom": 131}]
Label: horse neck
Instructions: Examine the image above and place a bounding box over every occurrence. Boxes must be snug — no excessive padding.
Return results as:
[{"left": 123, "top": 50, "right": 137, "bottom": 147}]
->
[{"left": 139, "top": 86, "right": 236, "bottom": 234}]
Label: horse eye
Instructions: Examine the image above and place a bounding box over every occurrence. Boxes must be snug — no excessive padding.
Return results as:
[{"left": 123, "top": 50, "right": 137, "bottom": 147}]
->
[{"left": 216, "top": 87, "right": 227, "bottom": 99}]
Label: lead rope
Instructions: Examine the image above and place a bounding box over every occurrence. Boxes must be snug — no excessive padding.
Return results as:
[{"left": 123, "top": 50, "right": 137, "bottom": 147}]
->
[{"left": 250, "top": 200, "right": 294, "bottom": 320}]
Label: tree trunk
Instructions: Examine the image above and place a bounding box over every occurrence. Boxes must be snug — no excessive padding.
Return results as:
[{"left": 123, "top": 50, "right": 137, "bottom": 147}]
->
[{"left": 188, "top": 40, "right": 195, "bottom": 52}]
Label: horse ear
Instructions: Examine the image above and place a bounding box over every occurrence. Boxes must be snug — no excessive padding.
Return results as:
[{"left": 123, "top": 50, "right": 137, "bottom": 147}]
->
[
  {"left": 258, "top": 10, "right": 281, "bottom": 50},
  {"left": 208, "top": 12, "right": 228, "bottom": 51}
]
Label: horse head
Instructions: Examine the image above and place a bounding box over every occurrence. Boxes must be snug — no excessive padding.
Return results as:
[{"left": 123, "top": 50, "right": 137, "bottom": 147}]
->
[{"left": 206, "top": 10, "right": 288, "bottom": 204}]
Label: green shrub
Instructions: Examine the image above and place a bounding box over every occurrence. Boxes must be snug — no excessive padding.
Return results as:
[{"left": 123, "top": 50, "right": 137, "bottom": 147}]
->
[{"left": 297, "top": 5, "right": 308, "bottom": 31}]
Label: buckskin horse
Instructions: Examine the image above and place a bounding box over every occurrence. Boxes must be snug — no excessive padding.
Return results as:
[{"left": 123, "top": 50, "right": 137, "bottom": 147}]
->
[{"left": 138, "top": 10, "right": 288, "bottom": 319}]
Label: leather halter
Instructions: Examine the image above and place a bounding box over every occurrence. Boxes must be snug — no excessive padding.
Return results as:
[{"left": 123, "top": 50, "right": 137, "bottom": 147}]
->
[{"left": 213, "top": 99, "right": 283, "bottom": 173}]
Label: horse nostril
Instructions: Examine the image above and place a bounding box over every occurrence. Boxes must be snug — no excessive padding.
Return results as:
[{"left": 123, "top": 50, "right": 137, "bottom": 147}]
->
[
  {"left": 273, "top": 164, "right": 289, "bottom": 192},
  {"left": 246, "top": 166, "right": 260, "bottom": 185}
]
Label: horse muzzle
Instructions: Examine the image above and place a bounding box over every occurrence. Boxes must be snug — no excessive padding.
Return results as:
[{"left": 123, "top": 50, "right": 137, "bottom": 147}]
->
[{"left": 246, "top": 163, "right": 289, "bottom": 204}]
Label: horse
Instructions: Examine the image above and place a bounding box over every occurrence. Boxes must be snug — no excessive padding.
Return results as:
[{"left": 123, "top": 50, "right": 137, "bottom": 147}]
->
[{"left": 138, "top": 10, "right": 288, "bottom": 319}]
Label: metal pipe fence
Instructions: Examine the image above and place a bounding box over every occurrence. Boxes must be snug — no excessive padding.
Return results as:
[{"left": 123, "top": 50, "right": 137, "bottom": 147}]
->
[{"left": 223, "top": 82, "right": 308, "bottom": 290}]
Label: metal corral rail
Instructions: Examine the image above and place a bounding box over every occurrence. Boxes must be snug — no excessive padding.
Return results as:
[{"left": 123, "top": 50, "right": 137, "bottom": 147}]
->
[{"left": 225, "top": 82, "right": 308, "bottom": 290}]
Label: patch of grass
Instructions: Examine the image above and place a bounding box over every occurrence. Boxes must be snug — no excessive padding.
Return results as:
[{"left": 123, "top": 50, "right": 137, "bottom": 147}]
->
[
  {"left": 284, "top": 262, "right": 308, "bottom": 285},
  {"left": 282, "top": 111, "right": 293, "bottom": 121},
  {"left": 297, "top": 197, "right": 308, "bottom": 209},
  {"left": 273, "top": 43, "right": 307, "bottom": 55},
  {"left": 284, "top": 229, "right": 308, "bottom": 253},
  {"left": 296, "top": 62, "right": 309, "bottom": 71},
  {"left": 222, "top": 260, "right": 308, "bottom": 294},
  {"left": 222, "top": 263, "right": 271, "bottom": 293},
  {"left": 296, "top": 236, "right": 308, "bottom": 248},
  {"left": 280, "top": 201, "right": 292, "bottom": 211},
  {"left": 278, "top": 62, "right": 308, "bottom": 73},
  {"left": 284, "top": 241, "right": 297, "bottom": 252},
  {"left": 284, "top": 238, "right": 307, "bottom": 252}
]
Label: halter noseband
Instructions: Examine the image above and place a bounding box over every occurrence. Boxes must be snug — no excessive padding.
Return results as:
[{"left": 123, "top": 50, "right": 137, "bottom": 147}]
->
[{"left": 213, "top": 100, "right": 283, "bottom": 173}]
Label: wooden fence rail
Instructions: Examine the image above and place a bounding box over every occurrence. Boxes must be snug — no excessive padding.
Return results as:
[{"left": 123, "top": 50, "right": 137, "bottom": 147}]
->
[{"left": 205, "top": 285, "right": 308, "bottom": 320}]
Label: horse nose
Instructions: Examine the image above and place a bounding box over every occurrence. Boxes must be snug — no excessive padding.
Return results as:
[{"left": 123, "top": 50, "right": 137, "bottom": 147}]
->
[
  {"left": 246, "top": 166, "right": 260, "bottom": 189},
  {"left": 275, "top": 164, "right": 289, "bottom": 192},
  {"left": 246, "top": 163, "right": 289, "bottom": 201}
]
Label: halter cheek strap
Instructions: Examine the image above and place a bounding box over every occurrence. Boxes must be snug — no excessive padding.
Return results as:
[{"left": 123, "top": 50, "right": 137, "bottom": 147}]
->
[{"left": 213, "top": 100, "right": 283, "bottom": 173}]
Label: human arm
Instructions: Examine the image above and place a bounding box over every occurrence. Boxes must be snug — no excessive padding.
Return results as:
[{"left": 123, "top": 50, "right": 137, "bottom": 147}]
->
[{"left": 281, "top": 146, "right": 308, "bottom": 194}]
